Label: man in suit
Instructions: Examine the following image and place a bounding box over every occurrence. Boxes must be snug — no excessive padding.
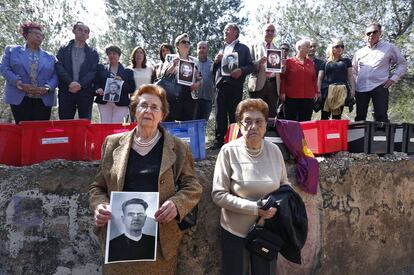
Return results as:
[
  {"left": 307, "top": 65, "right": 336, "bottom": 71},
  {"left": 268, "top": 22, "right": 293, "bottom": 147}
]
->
[
  {"left": 221, "top": 54, "right": 238, "bottom": 75},
  {"left": 268, "top": 53, "right": 280, "bottom": 68},
  {"left": 103, "top": 81, "right": 121, "bottom": 102},
  {"left": 210, "top": 23, "right": 254, "bottom": 149},
  {"left": 248, "top": 23, "right": 280, "bottom": 117},
  {"left": 108, "top": 198, "right": 156, "bottom": 262},
  {"left": 55, "top": 21, "right": 99, "bottom": 120}
]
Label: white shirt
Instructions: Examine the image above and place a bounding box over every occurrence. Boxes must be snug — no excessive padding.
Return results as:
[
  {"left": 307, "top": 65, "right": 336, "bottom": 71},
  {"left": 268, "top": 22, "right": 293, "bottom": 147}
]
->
[
  {"left": 352, "top": 40, "right": 407, "bottom": 92},
  {"left": 223, "top": 39, "right": 239, "bottom": 55}
]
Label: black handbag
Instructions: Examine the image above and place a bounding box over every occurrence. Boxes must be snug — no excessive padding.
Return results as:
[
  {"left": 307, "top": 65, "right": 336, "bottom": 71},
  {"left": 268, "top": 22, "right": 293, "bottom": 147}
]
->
[
  {"left": 245, "top": 223, "right": 284, "bottom": 261},
  {"left": 155, "top": 74, "right": 182, "bottom": 99}
]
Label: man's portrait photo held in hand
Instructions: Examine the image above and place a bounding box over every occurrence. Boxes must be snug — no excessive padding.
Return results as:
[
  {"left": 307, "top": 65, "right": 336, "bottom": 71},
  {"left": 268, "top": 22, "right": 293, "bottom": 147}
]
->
[{"left": 106, "top": 192, "right": 158, "bottom": 263}]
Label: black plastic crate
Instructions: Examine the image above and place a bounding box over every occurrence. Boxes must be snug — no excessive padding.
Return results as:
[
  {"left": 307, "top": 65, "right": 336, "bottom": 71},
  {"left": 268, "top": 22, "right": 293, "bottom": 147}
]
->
[
  {"left": 348, "top": 121, "right": 393, "bottom": 154},
  {"left": 393, "top": 123, "right": 414, "bottom": 155}
]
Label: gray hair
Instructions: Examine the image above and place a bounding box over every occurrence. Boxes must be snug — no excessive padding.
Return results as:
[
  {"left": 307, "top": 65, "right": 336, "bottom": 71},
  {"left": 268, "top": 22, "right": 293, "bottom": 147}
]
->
[
  {"left": 197, "top": 41, "right": 208, "bottom": 48},
  {"left": 224, "top": 23, "right": 240, "bottom": 38},
  {"left": 295, "top": 39, "right": 310, "bottom": 52}
]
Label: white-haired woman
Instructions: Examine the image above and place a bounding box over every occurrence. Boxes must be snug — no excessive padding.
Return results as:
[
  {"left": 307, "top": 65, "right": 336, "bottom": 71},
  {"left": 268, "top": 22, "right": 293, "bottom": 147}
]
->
[
  {"left": 280, "top": 39, "right": 318, "bottom": 121},
  {"left": 317, "top": 39, "right": 355, "bottom": 119}
]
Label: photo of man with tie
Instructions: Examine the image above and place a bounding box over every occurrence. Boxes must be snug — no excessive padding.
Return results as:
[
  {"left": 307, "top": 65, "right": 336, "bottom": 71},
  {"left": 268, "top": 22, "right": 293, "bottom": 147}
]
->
[
  {"left": 221, "top": 53, "right": 239, "bottom": 76},
  {"left": 103, "top": 80, "right": 122, "bottom": 102}
]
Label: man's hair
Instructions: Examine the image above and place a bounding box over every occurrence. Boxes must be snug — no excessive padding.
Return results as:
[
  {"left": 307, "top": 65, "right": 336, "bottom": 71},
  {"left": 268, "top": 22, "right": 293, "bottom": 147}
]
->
[
  {"left": 197, "top": 41, "right": 208, "bottom": 48},
  {"left": 109, "top": 81, "right": 120, "bottom": 90},
  {"left": 105, "top": 45, "right": 122, "bottom": 56},
  {"left": 226, "top": 55, "right": 234, "bottom": 61},
  {"left": 367, "top": 22, "right": 382, "bottom": 31},
  {"left": 224, "top": 23, "right": 240, "bottom": 39},
  {"left": 121, "top": 198, "right": 148, "bottom": 214},
  {"left": 72, "top": 21, "right": 89, "bottom": 32},
  {"left": 280, "top": 43, "right": 290, "bottom": 49}
]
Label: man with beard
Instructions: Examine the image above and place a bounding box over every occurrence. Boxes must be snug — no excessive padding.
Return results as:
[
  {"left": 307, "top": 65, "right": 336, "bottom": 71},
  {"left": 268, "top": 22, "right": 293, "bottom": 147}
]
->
[{"left": 108, "top": 198, "right": 155, "bottom": 262}]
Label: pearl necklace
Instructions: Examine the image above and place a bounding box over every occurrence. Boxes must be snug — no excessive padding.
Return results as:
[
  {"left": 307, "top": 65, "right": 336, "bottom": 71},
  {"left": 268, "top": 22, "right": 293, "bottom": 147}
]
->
[
  {"left": 134, "top": 130, "right": 160, "bottom": 147},
  {"left": 245, "top": 142, "right": 264, "bottom": 158}
]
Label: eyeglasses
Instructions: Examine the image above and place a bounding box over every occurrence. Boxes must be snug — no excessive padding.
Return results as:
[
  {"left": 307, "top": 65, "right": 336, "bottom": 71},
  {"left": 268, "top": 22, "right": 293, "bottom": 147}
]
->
[
  {"left": 180, "top": 40, "right": 191, "bottom": 45},
  {"left": 239, "top": 119, "right": 266, "bottom": 129},
  {"left": 366, "top": 30, "right": 379, "bottom": 36},
  {"left": 333, "top": 45, "right": 344, "bottom": 49},
  {"left": 137, "top": 103, "right": 162, "bottom": 112}
]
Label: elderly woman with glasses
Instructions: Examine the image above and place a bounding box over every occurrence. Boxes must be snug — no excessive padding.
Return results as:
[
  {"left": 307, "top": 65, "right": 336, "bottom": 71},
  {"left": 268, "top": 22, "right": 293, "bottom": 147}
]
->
[
  {"left": 1, "top": 22, "right": 58, "bottom": 124},
  {"left": 317, "top": 39, "right": 355, "bottom": 119},
  {"left": 280, "top": 39, "right": 318, "bottom": 121},
  {"left": 212, "top": 98, "right": 290, "bottom": 275},
  {"left": 89, "top": 84, "right": 202, "bottom": 274},
  {"left": 161, "top": 33, "right": 202, "bottom": 121}
]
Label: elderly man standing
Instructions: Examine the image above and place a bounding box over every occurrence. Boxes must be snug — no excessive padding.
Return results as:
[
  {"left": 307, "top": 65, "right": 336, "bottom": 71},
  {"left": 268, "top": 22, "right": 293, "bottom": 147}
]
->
[
  {"left": 195, "top": 41, "right": 214, "bottom": 121},
  {"left": 210, "top": 23, "right": 254, "bottom": 150},
  {"left": 56, "top": 21, "right": 99, "bottom": 120},
  {"left": 352, "top": 22, "right": 407, "bottom": 122},
  {"left": 248, "top": 23, "right": 280, "bottom": 118}
]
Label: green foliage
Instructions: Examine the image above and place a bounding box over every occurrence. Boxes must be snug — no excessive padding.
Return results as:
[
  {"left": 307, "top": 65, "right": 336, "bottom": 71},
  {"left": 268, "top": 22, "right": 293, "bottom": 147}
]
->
[{"left": 103, "top": 0, "right": 247, "bottom": 64}]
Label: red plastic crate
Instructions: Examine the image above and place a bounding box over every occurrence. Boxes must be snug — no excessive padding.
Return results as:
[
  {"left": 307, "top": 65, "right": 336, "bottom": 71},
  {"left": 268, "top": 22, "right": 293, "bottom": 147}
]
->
[
  {"left": 0, "top": 123, "right": 21, "bottom": 166},
  {"left": 89, "top": 123, "right": 137, "bottom": 160},
  {"left": 300, "top": 120, "right": 349, "bottom": 155},
  {"left": 20, "top": 120, "right": 92, "bottom": 165}
]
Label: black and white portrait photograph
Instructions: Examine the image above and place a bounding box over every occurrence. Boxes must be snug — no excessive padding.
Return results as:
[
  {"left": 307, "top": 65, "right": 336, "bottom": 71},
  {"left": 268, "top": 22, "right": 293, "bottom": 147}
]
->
[
  {"left": 105, "top": 192, "right": 159, "bottom": 264},
  {"left": 103, "top": 78, "right": 124, "bottom": 103},
  {"left": 165, "top": 53, "right": 174, "bottom": 63},
  {"left": 221, "top": 52, "right": 239, "bottom": 76},
  {"left": 177, "top": 59, "right": 195, "bottom": 86},
  {"left": 266, "top": 49, "right": 282, "bottom": 73}
]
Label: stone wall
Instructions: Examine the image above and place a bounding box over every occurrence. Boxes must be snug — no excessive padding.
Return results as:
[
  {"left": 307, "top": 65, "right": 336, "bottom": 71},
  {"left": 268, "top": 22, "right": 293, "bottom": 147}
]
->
[{"left": 0, "top": 153, "right": 413, "bottom": 274}]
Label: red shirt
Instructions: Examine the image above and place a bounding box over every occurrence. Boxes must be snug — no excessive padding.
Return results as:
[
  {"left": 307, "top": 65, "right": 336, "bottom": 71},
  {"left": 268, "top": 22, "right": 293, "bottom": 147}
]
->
[{"left": 280, "top": 57, "right": 317, "bottom": 99}]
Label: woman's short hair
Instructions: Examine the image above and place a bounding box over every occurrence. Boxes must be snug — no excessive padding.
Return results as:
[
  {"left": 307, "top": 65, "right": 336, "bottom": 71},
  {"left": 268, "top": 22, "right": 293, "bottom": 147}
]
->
[
  {"left": 326, "top": 38, "right": 344, "bottom": 62},
  {"left": 235, "top": 98, "right": 269, "bottom": 122},
  {"left": 130, "top": 84, "right": 169, "bottom": 119},
  {"left": 159, "top": 43, "right": 175, "bottom": 63},
  {"left": 130, "top": 46, "right": 147, "bottom": 68},
  {"left": 20, "top": 22, "right": 42, "bottom": 39},
  {"left": 174, "top": 33, "right": 190, "bottom": 48},
  {"left": 295, "top": 39, "right": 310, "bottom": 52},
  {"left": 105, "top": 45, "right": 122, "bottom": 56}
]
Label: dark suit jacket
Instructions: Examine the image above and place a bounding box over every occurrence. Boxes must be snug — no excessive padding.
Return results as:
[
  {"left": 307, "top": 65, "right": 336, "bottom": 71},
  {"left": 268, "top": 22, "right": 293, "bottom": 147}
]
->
[
  {"left": 55, "top": 39, "right": 99, "bottom": 97},
  {"left": 103, "top": 92, "right": 120, "bottom": 102},
  {"left": 95, "top": 63, "right": 135, "bottom": 106},
  {"left": 108, "top": 233, "right": 155, "bottom": 262},
  {"left": 213, "top": 41, "right": 254, "bottom": 89}
]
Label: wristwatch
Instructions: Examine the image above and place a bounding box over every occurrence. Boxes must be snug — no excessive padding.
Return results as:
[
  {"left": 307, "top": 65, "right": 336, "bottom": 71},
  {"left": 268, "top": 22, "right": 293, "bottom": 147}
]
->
[{"left": 44, "top": 85, "right": 51, "bottom": 92}]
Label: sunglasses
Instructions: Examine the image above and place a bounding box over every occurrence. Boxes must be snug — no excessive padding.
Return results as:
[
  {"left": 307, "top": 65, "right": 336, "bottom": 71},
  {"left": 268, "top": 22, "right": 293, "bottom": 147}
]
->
[
  {"left": 366, "top": 30, "right": 379, "bottom": 36},
  {"left": 180, "top": 40, "right": 191, "bottom": 45},
  {"left": 281, "top": 48, "right": 289, "bottom": 51},
  {"left": 333, "top": 45, "right": 344, "bottom": 49}
]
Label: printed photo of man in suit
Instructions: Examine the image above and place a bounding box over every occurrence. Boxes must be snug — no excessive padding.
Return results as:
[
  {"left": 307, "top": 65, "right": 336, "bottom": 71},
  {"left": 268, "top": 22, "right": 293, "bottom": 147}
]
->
[
  {"left": 221, "top": 53, "right": 239, "bottom": 76},
  {"left": 108, "top": 198, "right": 156, "bottom": 262},
  {"left": 103, "top": 80, "right": 121, "bottom": 102}
]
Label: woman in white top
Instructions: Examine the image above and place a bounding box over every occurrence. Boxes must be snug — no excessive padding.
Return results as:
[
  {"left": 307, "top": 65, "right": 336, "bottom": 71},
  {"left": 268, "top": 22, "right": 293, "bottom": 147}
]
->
[
  {"left": 131, "top": 46, "right": 154, "bottom": 89},
  {"left": 212, "top": 98, "right": 290, "bottom": 275},
  {"left": 162, "top": 33, "right": 202, "bottom": 121}
]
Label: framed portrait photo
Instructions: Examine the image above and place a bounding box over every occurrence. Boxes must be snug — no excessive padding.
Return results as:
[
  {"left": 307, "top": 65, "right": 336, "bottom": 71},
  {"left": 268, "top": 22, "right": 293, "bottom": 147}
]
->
[
  {"left": 177, "top": 59, "right": 195, "bottom": 86},
  {"left": 221, "top": 52, "right": 239, "bottom": 76},
  {"left": 266, "top": 49, "right": 282, "bottom": 73},
  {"left": 103, "top": 78, "right": 124, "bottom": 103},
  {"left": 105, "top": 192, "right": 159, "bottom": 264}
]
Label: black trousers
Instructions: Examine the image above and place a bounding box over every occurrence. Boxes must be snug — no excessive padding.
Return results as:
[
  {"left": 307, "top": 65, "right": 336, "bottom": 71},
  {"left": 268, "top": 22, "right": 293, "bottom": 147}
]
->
[
  {"left": 249, "top": 79, "right": 278, "bottom": 118},
  {"left": 215, "top": 83, "right": 243, "bottom": 144},
  {"left": 58, "top": 92, "right": 94, "bottom": 120},
  {"left": 355, "top": 85, "right": 389, "bottom": 122},
  {"left": 221, "top": 227, "right": 277, "bottom": 275},
  {"left": 284, "top": 97, "right": 313, "bottom": 122},
  {"left": 10, "top": 97, "right": 51, "bottom": 124},
  {"left": 164, "top": 92, "right": 196, "bottom": 122}
]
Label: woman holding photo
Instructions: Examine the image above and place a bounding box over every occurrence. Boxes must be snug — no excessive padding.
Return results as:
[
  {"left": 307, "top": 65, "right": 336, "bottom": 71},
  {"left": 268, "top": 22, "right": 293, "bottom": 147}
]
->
[
  {"left": 89, "top": 84, "right": 202, "bottom": 274},
  {"left": 161, "top": 33, "right": 202, "bottom": 121},
  {"left": 94, "top": 45, "right": 135, "bottom": 123}
]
